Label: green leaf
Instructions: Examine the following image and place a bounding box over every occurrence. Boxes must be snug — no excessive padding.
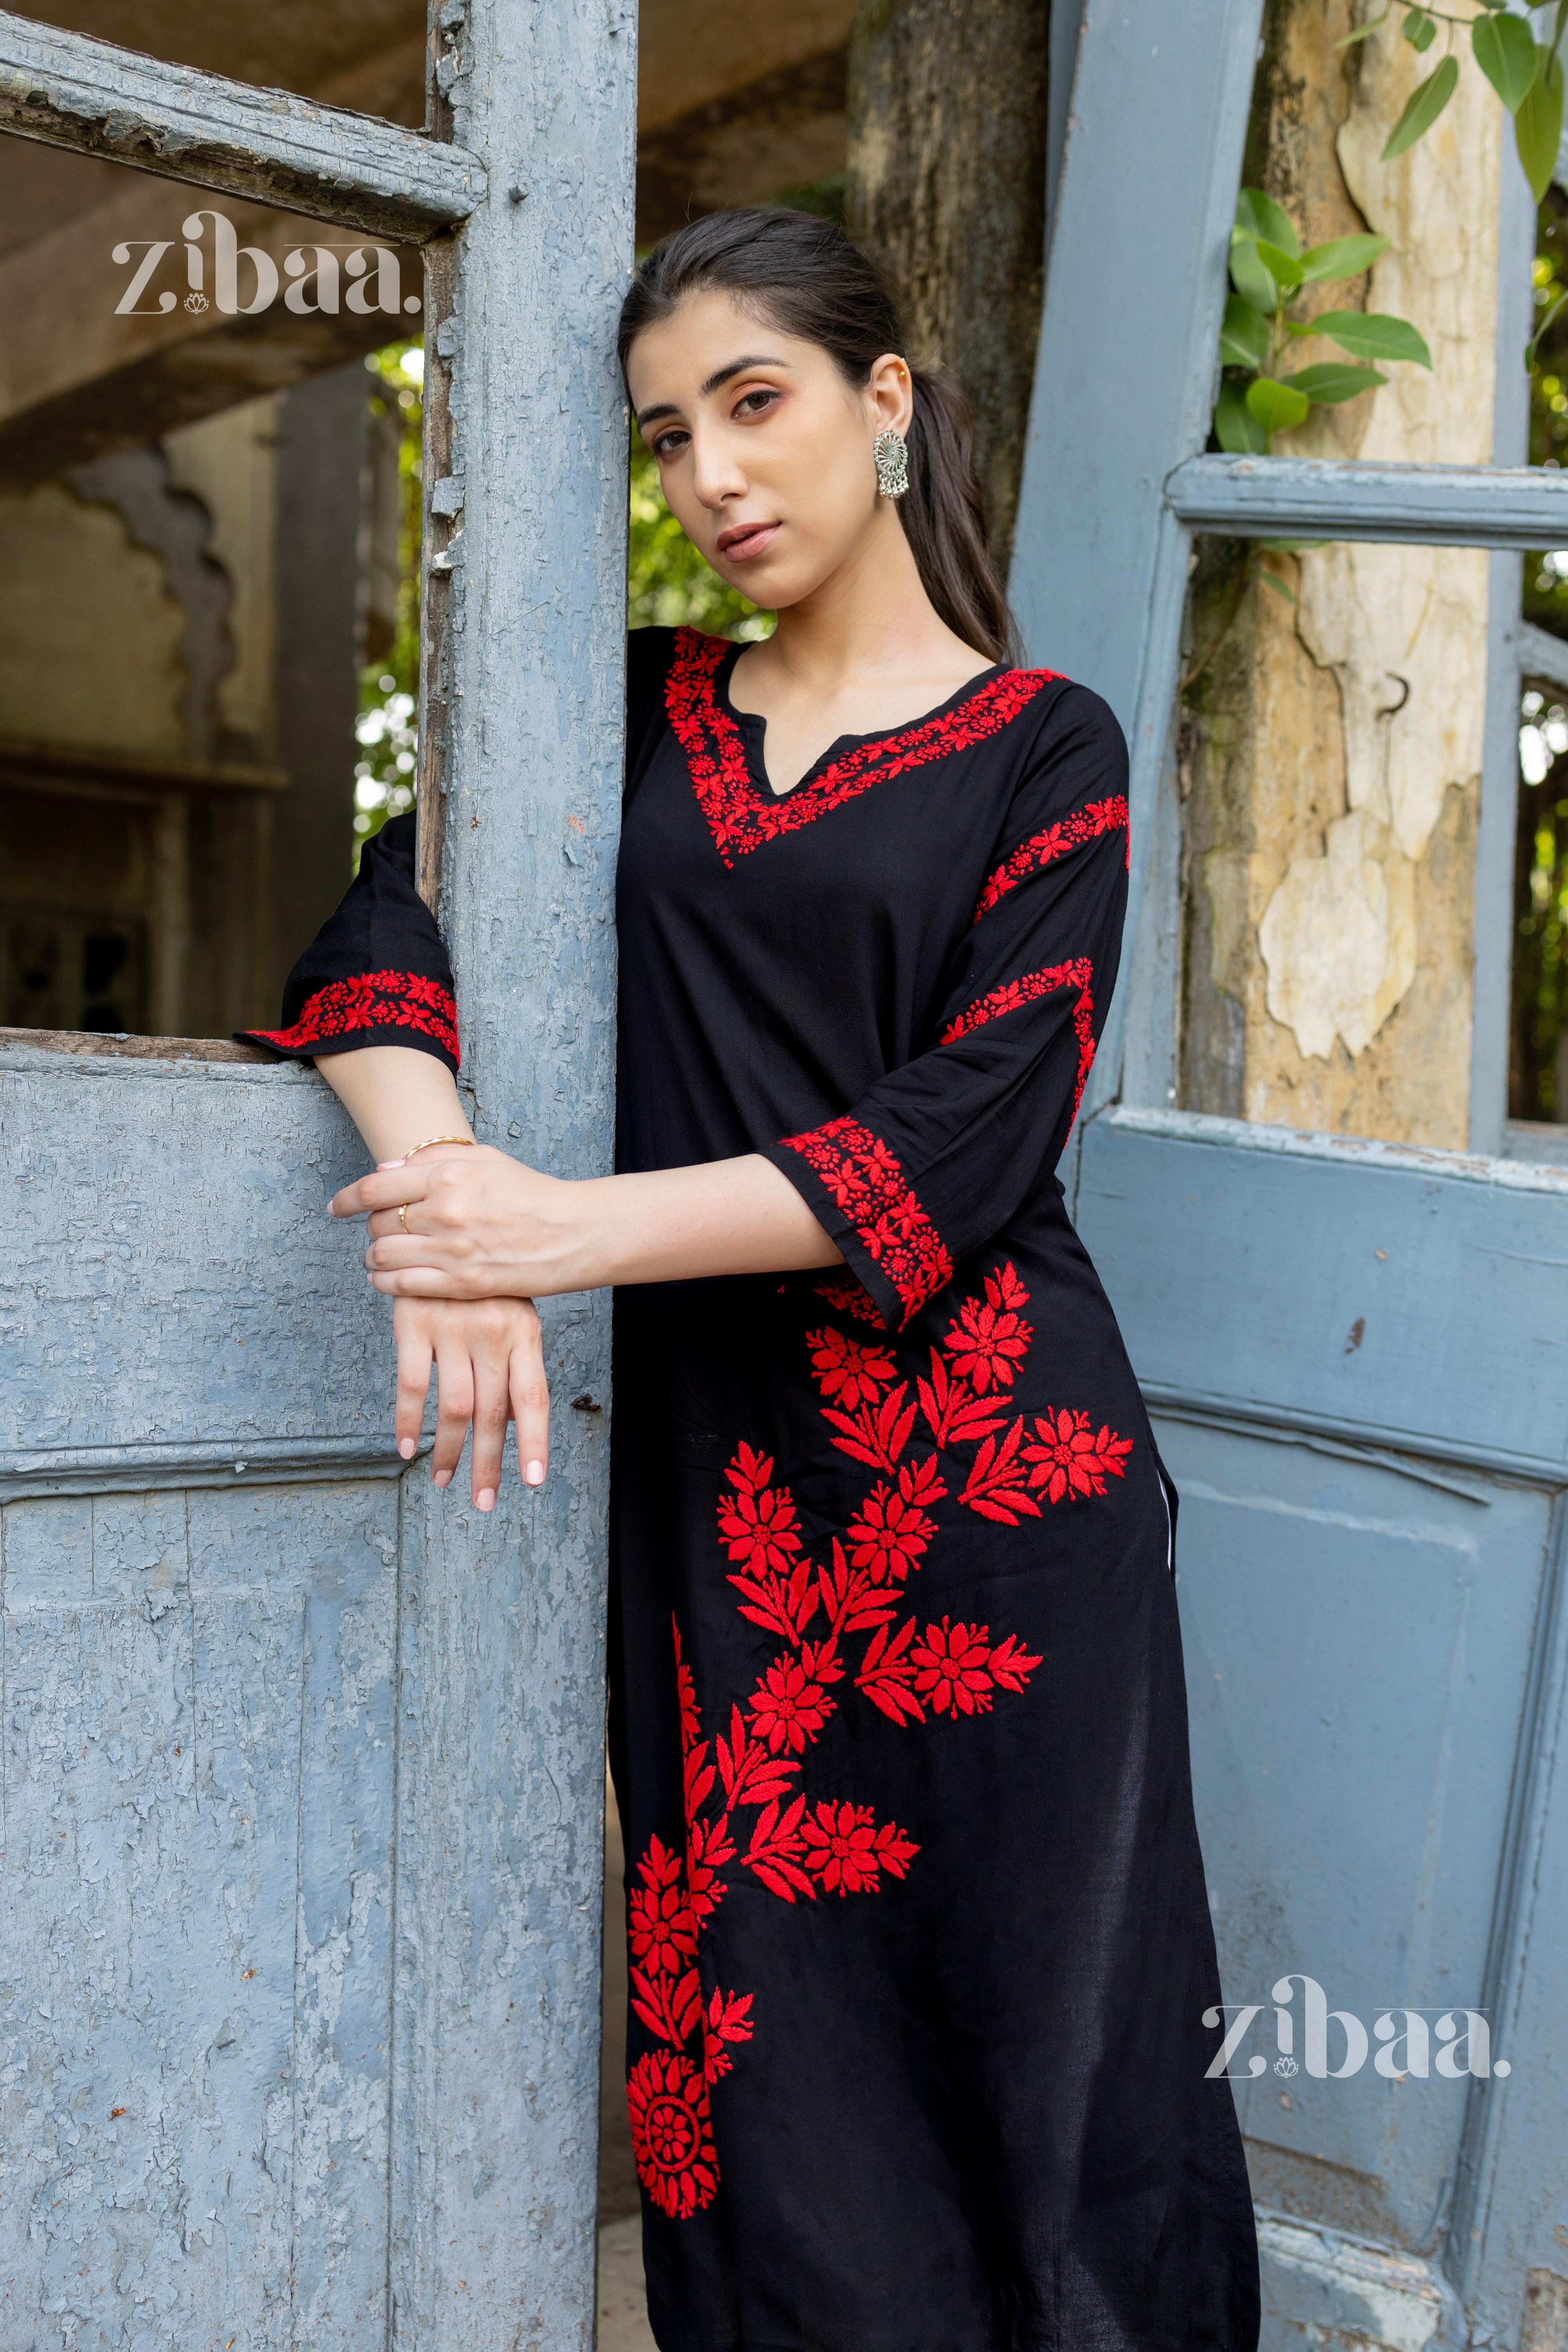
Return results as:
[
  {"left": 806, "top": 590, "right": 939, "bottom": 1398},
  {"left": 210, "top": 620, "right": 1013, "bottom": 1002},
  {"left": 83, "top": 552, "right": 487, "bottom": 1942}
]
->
[
  {"left": 1381, "top": 54, "right": 1459, "bottom": 160},
  {"left": 1229, "top": 232, "right": 1279, "bottom": 314},
  {"left": 1285, "top": 361, "right": 1388, "bottom": 403},
  {"left": 1235, "top": 187, "right": 1300, "bottom": 258},
  {"left": 1298, "top": 233, "right": 1390, "bottom": 283},
  {"left": 1246, "top": 376, "right": 1312, "bottom": 433},
  {"left": 1403, "top": 9, "right": 1436, "bottom": 53},
  {"left": 1526, "top": 286, "right": 1568, "bottom": 373},
  {"left": 1256, "top": 238, "right": 1305, "bottom": 290},
  {"left": 1214, "top": 380, "right": 1269, "bottom": 455},
  {"left": 1472, "top": 10, "right": 1538, "bottom": 112},
  {"left": 1311, "top": 309, "right": 1434, "bottom": 367},
  {"left": 1220, "top": 292, "right": 1272, "bottom": 372},
  {"left": 1261, "top": 539, "right": 1327, "bottom": 552},
  {"left": 1258, "top": 568, "right": 1299, "bottom": 606},
  {"left": 1472, "top": 2, "right": 1509, "bottom": 12},
  {"left": 1517, "top": 46, "right": 1565, "bottom": 201},
  {"left": 1335, "top": 7, "right": 1390, "bottom": 46}
]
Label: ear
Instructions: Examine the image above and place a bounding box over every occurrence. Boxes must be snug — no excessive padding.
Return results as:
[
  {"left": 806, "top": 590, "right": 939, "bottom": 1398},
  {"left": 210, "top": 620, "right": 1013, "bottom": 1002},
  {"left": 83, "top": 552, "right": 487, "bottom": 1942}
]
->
[{"left": 866, "top": 352, "right": 914, "bottom": 437}]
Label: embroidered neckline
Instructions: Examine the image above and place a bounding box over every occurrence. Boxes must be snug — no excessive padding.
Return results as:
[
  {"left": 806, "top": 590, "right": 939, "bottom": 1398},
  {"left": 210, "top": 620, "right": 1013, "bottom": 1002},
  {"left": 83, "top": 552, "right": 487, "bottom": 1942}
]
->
[{"left": 664, "top": 628, "right": 1060, "bottom": 868}]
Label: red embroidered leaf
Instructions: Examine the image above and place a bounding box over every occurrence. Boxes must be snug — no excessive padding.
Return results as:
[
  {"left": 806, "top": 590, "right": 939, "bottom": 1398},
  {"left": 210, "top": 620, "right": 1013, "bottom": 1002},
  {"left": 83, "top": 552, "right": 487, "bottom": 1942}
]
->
[
  {"left": 916, "top": 1348, "right": 1007, "bottom": 1448},
  {"left": 818, "top": 1540, "right": 897, "bottom": 1636},
  {"left": 629, "top": 1963, "right": 683, "bottom": 2044},
  {"left": 898, "top": 1453, "right": 948, "bottom": 1511},
  {"left": 1021, "top": 1408, "right": 1135, "bottom": 1502},
  {"left": 724, "top": 1440, "right": 775, "bottom": 1498},
  {"left": 744, "top": 1796, "right": 816, "bottom": 1902},
  {"left": 684, "top": 1813, "right": 734, "bottom": 1926},
  {"left": 958, "top": 1418, "right": 1043, "bottom": 1526},
  {"left": 797, "top": 1634, "right": 845, "bottom": 1686},
  {"left": 635, "top": 1831, "right": 682, "bottom": 1894},
  {"left": 671, "top": 1618, "right": 701, "bottom": 1752},
  {"left": 819, "top": 1403, "right": 893, "bottom": 1469},
  {"left": 702, "top": 1986, "right": 756, "bottom": 2082},
  {"left": 987, "top": 1632, "right": 1044, "bottom": 1693},
  {"left": 985, "top": 1260, "right": 1031, "bottom": 1316},
  {"left": 717, "top": 1705, "right": 801, "bottom": 1809},
  {"left": 725, "top": 1558, "right": 819, "bottom": 1647},
  {"left": 855, "top": 1615, "right": 926, "bottom": 1726},
  {"left": 682, "top": 1741, "right": 715, "bottom": 1825}
]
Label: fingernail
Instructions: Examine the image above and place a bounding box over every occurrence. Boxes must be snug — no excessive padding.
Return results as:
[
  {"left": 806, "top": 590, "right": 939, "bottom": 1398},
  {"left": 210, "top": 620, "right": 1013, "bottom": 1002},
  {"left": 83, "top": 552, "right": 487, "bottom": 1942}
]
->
[
  {"left": 477, "top": 1488, "right": 495, "bottom": 1513},
  {"left": 434, "top": 1468, "right": 452, "bottom": 1488},
  {"left": 398, "top": 1438, "right": 416, "bottom": 1460},
  {"left": 525, "top": 1461, "right": 546, "bottom": 1487}
]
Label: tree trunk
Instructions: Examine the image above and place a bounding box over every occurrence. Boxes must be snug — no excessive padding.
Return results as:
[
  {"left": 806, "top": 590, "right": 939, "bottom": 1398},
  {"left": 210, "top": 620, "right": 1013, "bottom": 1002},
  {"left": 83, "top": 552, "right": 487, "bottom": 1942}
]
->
[{"left": 845, "top": 0, "right": 1050, "bottom": 580}]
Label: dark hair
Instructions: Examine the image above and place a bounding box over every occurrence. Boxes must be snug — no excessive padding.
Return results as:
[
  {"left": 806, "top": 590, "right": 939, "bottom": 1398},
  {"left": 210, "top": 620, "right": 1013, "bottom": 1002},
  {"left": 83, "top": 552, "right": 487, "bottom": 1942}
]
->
[{"left": 617, "top": 208, "right": 1016, "bottom": 666}]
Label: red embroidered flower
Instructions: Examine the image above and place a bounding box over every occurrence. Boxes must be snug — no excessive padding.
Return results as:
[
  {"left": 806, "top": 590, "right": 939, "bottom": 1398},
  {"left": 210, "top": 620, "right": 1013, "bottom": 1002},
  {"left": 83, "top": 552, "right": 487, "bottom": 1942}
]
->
[
  {"left": 783, "top": 1120, "right": 954, "bottom": 1325},
  {"left": 909, "top": 1619, "right": 996, "bottom": 1717},
  {"left": 629, "top": 1878, "right": 698, "bottom": 1976},
  {"left": 627, "top": 2050, "right": 720, "bottom": 2220},
  {"left": 748, "top": 1657, "right": 835, "bottom": 1755},
  {"left": 249, "top": 968, "right": 460, "bottom": 1063},
  {"left": 715, "top": 1479, "right": 802, "bottom": 1576},
  {"left": 800, "top": 1801, "right": 919, "bottom": 1895},
  {"left": 845, "top": 1481, "right": 938, "bottom": 1583},
  {"left": 972, "top": 795, "right": 1129, "bottom": 921},
  {"left": 943, "top": 1265, "right": 1034, "bottom": 1393},
  {"left": 807, "top": 1325, "right": 897, "bottom": 1411},
  {"left": 814, "top": 1269, "right": 884, "bottom": 1325},
  {"left": 1022, "top": 1408, "right": 1134, "bottom": 1501}
]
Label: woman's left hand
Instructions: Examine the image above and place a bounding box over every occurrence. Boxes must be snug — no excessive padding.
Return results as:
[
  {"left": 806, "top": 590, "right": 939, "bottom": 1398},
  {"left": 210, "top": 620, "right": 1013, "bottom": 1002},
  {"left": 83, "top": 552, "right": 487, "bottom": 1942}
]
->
[{"left": 330, "top": 1141, "right": 596, "bottom": 1299}]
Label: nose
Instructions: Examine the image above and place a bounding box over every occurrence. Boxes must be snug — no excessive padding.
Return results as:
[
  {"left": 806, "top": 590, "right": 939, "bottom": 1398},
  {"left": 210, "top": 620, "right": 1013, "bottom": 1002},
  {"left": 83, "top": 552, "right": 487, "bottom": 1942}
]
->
[{"left": 688, "top": 420, "right": 748, "bottom": 514}]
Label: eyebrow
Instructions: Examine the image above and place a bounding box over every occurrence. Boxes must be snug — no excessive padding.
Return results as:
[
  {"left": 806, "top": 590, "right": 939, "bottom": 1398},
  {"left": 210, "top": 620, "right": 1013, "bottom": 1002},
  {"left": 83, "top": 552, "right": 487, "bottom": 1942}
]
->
[{"left": 635, "top": 354, "right": 790, "bottom": 430}]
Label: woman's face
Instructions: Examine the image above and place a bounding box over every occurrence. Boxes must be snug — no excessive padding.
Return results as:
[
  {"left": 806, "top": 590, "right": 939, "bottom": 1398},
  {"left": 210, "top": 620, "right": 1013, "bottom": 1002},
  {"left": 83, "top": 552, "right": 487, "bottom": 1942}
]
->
[{"left": 624, "top": 288, "right": 913, "bottom": 611}]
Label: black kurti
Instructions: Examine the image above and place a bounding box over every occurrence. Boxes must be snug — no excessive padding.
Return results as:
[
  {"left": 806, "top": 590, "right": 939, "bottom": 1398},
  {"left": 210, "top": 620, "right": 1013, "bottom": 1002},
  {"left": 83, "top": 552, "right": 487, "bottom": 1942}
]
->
[{"left": 245, "top": 625, "right": 1258, "bottom": 2352}]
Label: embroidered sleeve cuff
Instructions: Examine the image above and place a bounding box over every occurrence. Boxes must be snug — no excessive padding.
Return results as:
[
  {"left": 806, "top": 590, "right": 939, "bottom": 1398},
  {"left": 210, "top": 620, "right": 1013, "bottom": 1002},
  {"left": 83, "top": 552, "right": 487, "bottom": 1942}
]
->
[
  {"left": 237, "top": 970, "right": 460, "bottom": 1072},
  {"left": 764, "top": 1115, "right": 953, "bottom": 1332}
]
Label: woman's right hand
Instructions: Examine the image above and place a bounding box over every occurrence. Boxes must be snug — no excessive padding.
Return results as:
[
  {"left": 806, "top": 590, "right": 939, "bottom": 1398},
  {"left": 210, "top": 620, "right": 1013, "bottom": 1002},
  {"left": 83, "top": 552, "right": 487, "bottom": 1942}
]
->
[{"left": 393, "top": 1293, "right": 550, "bottom": 1510}]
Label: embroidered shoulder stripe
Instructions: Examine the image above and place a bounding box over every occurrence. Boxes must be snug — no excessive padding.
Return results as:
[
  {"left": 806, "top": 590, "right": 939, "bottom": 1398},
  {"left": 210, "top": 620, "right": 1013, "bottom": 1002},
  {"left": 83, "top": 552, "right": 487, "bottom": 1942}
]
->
[
  {"left": 250, "top": 969, "right": 459, "bottom": 1064},
  {"left": 973, "top": 795, "right": 1129, "bottom": 922},
  {"left": 666, "top": 627, "right": 1060, "bottom": 869},
  {"left": 779, "top": 1114, "right": 953, "bottom": 1325},
  {"left": 940, "top": 957, "right": 1096, "bottom": 1117}
]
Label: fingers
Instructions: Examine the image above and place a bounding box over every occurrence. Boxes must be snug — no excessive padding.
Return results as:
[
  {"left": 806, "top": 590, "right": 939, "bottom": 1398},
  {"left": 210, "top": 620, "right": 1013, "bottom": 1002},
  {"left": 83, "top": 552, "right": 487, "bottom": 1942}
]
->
[
  {"left": 469, "top": 1349, "right": 512, "bottom": 1513},
  {"left": 330, "top": 1165, "right": 428, "bottom": 1221},
  {"left": 509, "top": 1312, "right": 551, "bottom": 1490},
  {"left": 394, "top": 1309, "right": 434, "bottom": 1462},
  {"left": 430, "top": 1333, "right": 474, "bottom": 1493}
]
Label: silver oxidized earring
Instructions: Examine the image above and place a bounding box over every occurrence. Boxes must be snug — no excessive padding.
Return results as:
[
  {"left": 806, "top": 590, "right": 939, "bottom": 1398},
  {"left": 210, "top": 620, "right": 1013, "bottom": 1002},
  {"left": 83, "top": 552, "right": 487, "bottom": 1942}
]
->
[{"left": 873, "top": 426, "right": 910, "bottom": 499}]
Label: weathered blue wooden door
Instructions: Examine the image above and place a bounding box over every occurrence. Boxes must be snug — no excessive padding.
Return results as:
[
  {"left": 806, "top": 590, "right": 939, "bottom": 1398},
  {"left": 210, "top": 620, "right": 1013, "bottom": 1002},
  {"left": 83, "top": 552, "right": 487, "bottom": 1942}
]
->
[
  {"left": 0, "top": 5, "right": 633, "bottom": 2344},
  {"left": 1013, "top": 7, "right": 1568, "bottom": 2348}
]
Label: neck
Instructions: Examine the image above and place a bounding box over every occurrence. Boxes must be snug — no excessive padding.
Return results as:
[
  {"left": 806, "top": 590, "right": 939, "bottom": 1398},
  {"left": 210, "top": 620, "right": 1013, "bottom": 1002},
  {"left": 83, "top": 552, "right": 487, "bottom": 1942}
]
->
[{"left": 761, "top": 503, "right": 981, "bottom": 688}]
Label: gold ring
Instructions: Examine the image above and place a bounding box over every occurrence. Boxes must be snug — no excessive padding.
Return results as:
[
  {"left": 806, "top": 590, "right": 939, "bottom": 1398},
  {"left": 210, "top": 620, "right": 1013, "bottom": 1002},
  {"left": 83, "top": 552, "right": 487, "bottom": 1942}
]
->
[{"left": 398, "top": 1202, "right": 409, "bottom": 1234}]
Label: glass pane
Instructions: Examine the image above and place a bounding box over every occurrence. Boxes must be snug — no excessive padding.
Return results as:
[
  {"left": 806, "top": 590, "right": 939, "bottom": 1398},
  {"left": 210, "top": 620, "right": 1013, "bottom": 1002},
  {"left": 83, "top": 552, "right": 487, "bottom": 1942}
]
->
[
  {"left": 1176, "top": 533, "right": 1488, "bottom": 1151},
  {"left": 0, "top": 143, "right": 424, "bottom": 1042}
]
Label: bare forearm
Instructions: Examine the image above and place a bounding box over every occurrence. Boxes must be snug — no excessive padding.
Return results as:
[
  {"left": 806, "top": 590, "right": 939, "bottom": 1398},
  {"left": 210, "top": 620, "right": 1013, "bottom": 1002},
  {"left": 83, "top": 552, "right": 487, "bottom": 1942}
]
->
[
  {"left": 315, "top": 1044, "right": 472, "bottom": 1163},
  {"left": 571, "top": 1154, "right": 842, "bottom": 1289}
]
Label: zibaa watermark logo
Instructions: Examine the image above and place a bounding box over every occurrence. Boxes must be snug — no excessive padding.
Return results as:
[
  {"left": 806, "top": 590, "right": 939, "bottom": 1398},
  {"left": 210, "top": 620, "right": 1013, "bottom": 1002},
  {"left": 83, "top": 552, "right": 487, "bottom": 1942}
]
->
[
  {"left": 1205, "top": 1975, "right": 1509, "bottom": 2082},
  {"left": 112, "top": 209, "right": 422, "bottom": 320}
]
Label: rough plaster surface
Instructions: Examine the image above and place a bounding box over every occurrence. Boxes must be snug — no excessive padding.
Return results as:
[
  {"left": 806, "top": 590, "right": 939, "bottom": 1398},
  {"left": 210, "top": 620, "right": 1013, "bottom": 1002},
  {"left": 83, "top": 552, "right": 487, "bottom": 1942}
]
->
[
  {"left": 1182, "top": 1, "right": 1497, "bottom": 1143},
  {"left": 0, "top": 483, "right": 186, "bottom": 755}
]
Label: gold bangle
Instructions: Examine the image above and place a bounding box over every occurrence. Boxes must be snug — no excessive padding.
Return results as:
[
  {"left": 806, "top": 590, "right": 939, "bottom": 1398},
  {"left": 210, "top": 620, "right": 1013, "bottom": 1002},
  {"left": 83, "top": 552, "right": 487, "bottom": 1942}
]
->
[{"left": 402, "top": 1133, "right": 476, "bottom": 1160}]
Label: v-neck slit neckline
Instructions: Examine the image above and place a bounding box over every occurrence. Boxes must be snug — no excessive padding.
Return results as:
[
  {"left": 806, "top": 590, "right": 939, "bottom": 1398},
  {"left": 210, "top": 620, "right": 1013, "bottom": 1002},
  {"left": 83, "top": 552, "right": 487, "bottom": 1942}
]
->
[
  {"left": 660, "top": 626, "right": 1061, "bottom": 869},
  {"left": 713, "top": 640, "right": 1009, "bottom": 803}
]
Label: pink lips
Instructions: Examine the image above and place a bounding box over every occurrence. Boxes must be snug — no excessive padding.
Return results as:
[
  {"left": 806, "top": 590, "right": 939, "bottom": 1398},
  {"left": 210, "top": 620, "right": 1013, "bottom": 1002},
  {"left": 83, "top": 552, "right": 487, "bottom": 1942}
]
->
[{"left": 717, "top": 521, "right": 780, "bottom": 563}]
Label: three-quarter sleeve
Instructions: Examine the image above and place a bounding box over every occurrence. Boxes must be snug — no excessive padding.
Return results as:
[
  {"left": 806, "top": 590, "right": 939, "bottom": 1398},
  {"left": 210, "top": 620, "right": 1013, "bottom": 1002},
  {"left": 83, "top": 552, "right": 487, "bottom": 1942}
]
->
[
  {"left": 760, "top": 686, "right": 1129, "bottom": 1330},
  {"left": 237, "top": 811, "right": 459, "bottom": 1072}
]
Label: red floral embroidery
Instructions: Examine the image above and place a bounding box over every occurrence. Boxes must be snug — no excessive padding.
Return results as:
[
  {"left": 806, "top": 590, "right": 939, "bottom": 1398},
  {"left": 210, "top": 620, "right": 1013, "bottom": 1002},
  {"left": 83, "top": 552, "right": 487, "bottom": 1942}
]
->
[
  {"left": 628, "top": 1260, "right": 1130, "bottom": 2221},
  {"left": 942, "top": 1261, "right": 1033, "bottom": 1393},
  {"left": 940, "top": 956, "right": 1097, "bottom": 1120},
  {"left": 813, "top": 1269, "right": 884, "bottom": 1325},
  {"left": 780, "top": 1116, "right": 953, "bottom": 1325},
  {"left": 249, "top": 968, "right": 459, "bottom": 1063},
  {"left": 1022, "top": 1408, "right": 1135, "bottom": 1502},
  {"left": 666, "top": 628, "right": 1059, "bottom": 867},
  {"left": 973, "top": 795, "right": 1130, "bottom": 921},
  {"left": 627, "top": 2051, "right": 720, "bottom": 2220}
]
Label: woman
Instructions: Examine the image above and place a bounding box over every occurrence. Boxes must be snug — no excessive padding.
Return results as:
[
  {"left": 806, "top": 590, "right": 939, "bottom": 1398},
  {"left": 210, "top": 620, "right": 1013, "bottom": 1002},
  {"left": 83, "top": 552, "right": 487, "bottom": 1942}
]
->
[{"left": 245, "top": 209, "right": 1258, "bottom": 2352}]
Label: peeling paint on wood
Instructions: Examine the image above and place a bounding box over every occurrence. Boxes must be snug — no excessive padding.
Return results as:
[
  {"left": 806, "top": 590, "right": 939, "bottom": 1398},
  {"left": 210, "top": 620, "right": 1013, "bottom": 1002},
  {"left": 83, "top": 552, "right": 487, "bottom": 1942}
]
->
[{"left": 0, "top": 7, "right": 484, "bottom": 239}]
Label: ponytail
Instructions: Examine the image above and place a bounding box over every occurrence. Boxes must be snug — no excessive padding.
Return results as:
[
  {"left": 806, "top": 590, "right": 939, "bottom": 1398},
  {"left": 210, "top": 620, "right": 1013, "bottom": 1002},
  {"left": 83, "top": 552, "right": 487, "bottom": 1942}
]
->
[{"left": 617, "top": 209, "right": 1017, "bottom": 666}]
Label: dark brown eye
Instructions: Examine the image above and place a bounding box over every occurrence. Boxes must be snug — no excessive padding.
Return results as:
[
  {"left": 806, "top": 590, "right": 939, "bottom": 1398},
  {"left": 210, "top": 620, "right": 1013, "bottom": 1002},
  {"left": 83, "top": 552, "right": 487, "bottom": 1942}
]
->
[{"left": 735, "top": 388, "right": 779, "bottom": 418}]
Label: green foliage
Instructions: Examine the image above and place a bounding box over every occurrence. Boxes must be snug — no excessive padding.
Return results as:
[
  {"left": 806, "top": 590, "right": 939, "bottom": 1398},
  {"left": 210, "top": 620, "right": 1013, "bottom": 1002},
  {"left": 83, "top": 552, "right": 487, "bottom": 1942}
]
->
[
  {"left": 1214, "top": 189, "right": 1421, "bottom": 454},
  {"left": 1332, "top": 3, "right": 1568, "bottom": 202},
  {"left": 1381, "top": 53, "right": 1458, "bottom": 158},
  {"left": 353, "top": 342, "right": 423, "bottom": 866}
]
